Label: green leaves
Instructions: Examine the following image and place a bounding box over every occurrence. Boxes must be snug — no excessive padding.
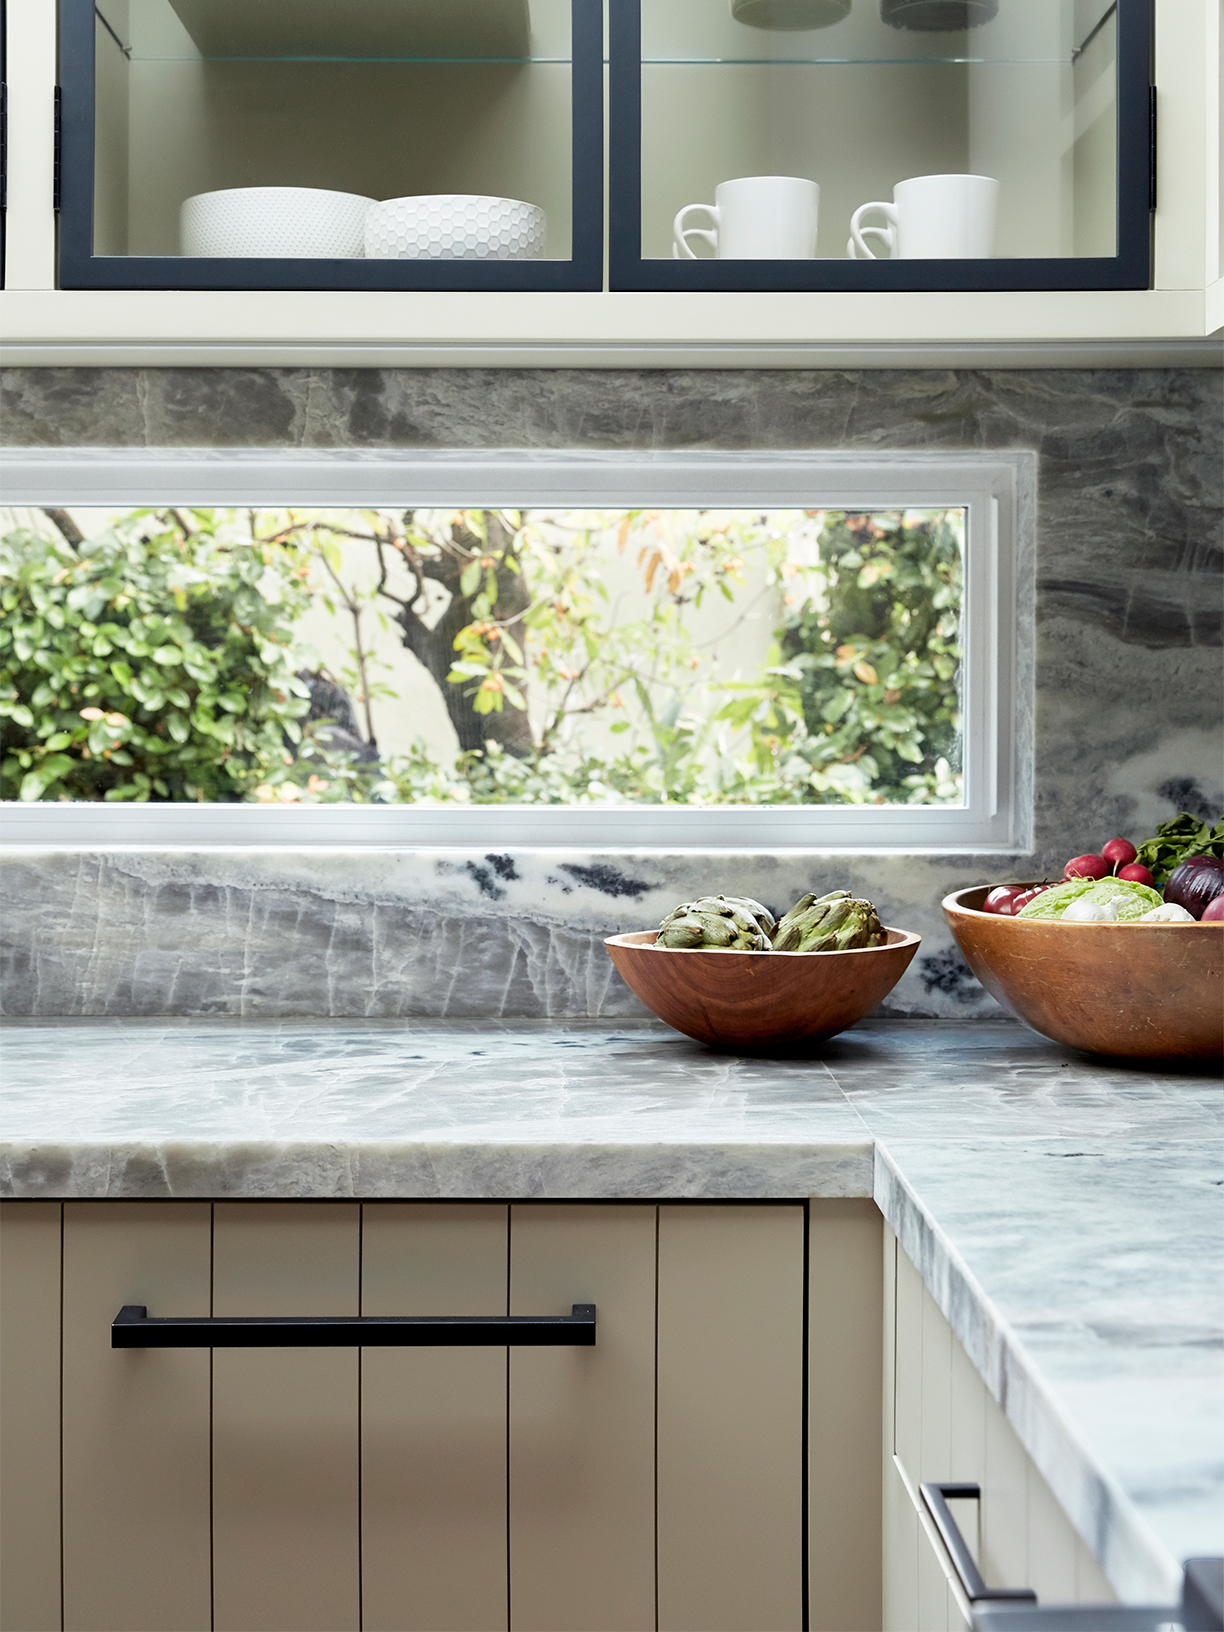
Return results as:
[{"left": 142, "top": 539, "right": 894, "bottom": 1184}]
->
[{"left": 0, "top": 514, "right": 311, "bottom": 802}]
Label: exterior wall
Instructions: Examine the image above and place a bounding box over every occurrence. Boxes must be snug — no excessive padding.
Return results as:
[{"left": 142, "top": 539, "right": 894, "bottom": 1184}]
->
[{"left": 1, "top": 365, "right": 1220, "bottom": 1019}]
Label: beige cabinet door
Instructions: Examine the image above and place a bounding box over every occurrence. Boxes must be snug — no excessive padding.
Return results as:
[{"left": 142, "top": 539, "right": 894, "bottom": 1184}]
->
[
  {"left": 656, "top": 1204, "right": 806, "bottom": 1632},
  {"left": 211, "top": 1201, "right": 362, "bottom": 1632},
  {"left": 25, "top": 1197, "right": 819, "bottom": 1632},
  {"left": 509, "top": 1203, "right": 657, "bottom": 1632},
  {"left": 362, "top": 1203, "right": 510, "bottom": 1632},
  {"left": 61, "top": 1201, "right": 212, "bottom": 1632},
  {"left": 0, "top": 1202, "right": 63, "bottom": 1632}
]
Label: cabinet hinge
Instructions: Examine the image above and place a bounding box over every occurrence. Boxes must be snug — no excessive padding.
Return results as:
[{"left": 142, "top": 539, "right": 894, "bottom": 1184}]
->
[
  {"left": 53, "top": 85, "right": 62, "bottom": 213},
  {"left": 1148, "top": 85, "right": 1157, "bottom": 212}
]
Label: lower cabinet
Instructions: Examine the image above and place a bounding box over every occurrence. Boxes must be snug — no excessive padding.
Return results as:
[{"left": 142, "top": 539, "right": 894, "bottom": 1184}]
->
[
  {"left": 0, "top": 1197, "right": 885, "bottom": 1632},
  {"left": 882, "top": 1225, "right": 1118, "bottom": 1631}
]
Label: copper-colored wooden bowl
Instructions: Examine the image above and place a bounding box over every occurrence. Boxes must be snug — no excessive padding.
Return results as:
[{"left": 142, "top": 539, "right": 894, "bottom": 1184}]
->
[
  {"left": 943, "top": 885, "right": 1224, "bottom": 1060},
  {"left": 604, "top": 928, "right": 921, "bottom": 1049}
]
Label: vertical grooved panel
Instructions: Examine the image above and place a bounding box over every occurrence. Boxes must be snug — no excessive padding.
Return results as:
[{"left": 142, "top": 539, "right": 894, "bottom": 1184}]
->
[
  {"left": 211, "top": 1203, "right": 360, "bottom": 1632},
  {"left": 361, "top": 1204, "right": 509, "bottom": 1632},
  {"left": 894, "top": 1242, "right": 924, "bottom": 1478},
  {"left": 949, "top": 1337, "right": 986, "bottom": 1572},
  {"left": 807, "top": 1199, "right": 882, "bottom": 1632},
  {"left": 61, "top": 1202, "right": 211, "bottom": 1632},
  {"left": 509, "top": 1204, "right": 656, "bottom": 1632},
  {"left": 920, "top": 1285, "right": 952, "bottom": 1482},
  {"left": 657, "top": 1205, "right": 804, "bottom": 1632},
  {"left": 884, "top": 1456, "right": 919, "bottom": 1632},
  {"left": 1026, "top": 1459, "right": 1077, "bottom": 1603},
  {"left": 981, "top": 1380, "right": 1028, "bottom": 1591},
  {"left": 0, "top": 1202, "right": 62, "bottom": 1632}
]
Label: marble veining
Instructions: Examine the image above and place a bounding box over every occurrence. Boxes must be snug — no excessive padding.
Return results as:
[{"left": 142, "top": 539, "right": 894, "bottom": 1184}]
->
[
  {"left": 1, "top": 1015, "right": 1218, "bottom": 1606},
  {"left": 2, "top": 366, "right": 1220, "bottom": 1021}
]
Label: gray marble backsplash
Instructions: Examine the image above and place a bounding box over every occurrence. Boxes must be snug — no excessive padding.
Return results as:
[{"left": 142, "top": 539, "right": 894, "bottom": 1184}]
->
[{"left": 1, "top": 365, "right": 1220, "bottom": 1019}]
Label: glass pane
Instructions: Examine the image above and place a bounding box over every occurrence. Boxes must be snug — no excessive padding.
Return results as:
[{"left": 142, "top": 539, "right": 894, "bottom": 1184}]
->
[
  {"left": 640, "top": 0, "right": 1117, "bottom": 260},
  {"left": 92, "top": 0, "right": 574, "bottom": 258},
  {"left": 2, "top": 504, "right": 963, "bottom": 808}
]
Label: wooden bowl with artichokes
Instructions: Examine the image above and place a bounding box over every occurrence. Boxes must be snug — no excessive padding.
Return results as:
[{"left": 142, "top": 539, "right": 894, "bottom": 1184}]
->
[{"left": 605, "top": 891, "right": 921, "bottom": 1049}]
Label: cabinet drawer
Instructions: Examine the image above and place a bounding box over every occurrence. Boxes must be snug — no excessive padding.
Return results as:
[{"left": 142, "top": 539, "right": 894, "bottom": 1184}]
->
[
  {"left": 885, "top": 1228, "right": 1118, "bottom": 1629},
  {"left": 1, "top": 1199, "right": 808, "bottom": 1632}
]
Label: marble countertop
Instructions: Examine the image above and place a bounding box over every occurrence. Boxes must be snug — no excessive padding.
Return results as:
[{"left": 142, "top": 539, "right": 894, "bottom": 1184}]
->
[{"left": 2, "top": 1016, "right": 1220, "bottom": 1606}]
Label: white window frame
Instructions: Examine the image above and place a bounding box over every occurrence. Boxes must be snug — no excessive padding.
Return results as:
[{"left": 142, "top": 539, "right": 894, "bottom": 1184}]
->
[{"left": 0, "top": 446, "right": 1034, "bottom": 853}]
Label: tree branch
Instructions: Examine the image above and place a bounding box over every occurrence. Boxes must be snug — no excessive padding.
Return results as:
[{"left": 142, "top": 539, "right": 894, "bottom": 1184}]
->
[{"left": 41, "top": 508, "right": 84, "bottom": 550}]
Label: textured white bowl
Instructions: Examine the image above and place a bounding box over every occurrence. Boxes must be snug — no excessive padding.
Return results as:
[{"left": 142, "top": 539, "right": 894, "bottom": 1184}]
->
[
  {"left": 365, "top": 194, "right": 546, "bottom": 260},
  {"left": 180, "top": 187, "right": 373, "bottom": 258}
]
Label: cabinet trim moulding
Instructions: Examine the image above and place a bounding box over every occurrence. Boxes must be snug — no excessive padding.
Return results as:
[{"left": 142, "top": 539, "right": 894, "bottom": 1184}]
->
[{"left": 0, "top": 291, "right": 1219, "bottom": 369}]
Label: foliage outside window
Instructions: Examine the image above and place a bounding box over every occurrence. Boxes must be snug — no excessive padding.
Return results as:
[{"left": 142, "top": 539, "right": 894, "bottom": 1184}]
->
[{"left": 0, "top": 505, "right": 963, "bottom": 808}]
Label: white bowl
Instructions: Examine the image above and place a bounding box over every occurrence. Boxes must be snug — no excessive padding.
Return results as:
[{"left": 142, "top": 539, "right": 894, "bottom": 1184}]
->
[
  {"left": 180, "top": 187, "right": 374, "bottom": 258},
  {"left": 365, "top": 194, "right": 546, "bottom": 260}
]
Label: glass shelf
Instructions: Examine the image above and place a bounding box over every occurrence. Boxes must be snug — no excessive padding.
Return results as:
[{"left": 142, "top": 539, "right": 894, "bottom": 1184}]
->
[
  {"left": 102, "top": 0, "right": 573, "bottom": 63},
  {"left": 639, "top": 0, "right": 1116, "bottom": 65}
]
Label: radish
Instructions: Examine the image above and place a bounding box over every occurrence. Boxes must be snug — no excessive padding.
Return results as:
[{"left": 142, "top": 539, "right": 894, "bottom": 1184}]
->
[
  {"left": 1201, "top": 894, "right": 1224, "bottom": 923},
  {"left": 983, "top": 885, "right": 1026, "bottom": 915},
  {"left": 1117, "top": 862, "right": 1154, "bottom": 887},
  {"left": 1064, "top": 854, "right": 1110, "bottom": 881},
  {"left": 1102, "top": 838, "right": 1137, "bottom": 869}
]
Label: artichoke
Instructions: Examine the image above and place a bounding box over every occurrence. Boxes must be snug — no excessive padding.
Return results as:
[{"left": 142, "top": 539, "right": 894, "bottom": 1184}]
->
[
  {"left": 772, "top": 890, "right": 886, "bottom": 952},
  {"left": 656, "top": 893, "right": 774, "bottom": 950}
]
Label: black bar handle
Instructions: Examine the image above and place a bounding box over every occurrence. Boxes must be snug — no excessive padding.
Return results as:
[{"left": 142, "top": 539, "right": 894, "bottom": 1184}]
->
[
  {"left": 113, "top": 1303, "right": 596, "bottom": 1349},
  {"left": 920, "top": 1483, "right": 1038, "bottom": 1606}
]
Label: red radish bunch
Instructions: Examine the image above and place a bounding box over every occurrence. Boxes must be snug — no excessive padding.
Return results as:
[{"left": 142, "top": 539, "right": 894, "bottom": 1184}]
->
[{"left": 1063, "top": 838, "right": 1153, "bottom": 888}]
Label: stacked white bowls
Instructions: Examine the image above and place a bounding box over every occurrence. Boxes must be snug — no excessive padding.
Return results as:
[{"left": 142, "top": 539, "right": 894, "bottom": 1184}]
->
[
  {"left": 180, "top": 187, "right": 374, "bottom": 258},
  {"left": 179, "top": 188, "right": 547, "bottom": 261},
  {"left": 364, "top": 195, "right": 546, "bottom": 260}
]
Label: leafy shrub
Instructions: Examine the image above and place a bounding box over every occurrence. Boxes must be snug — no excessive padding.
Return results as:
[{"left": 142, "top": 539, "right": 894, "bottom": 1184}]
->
[{"left": 0, "top": 511, "right": 311, "bottom": 801}]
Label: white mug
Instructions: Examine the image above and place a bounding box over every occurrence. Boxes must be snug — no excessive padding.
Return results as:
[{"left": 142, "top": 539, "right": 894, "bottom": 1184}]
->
[
  {"left": 673, "top": 175, "right": 819, "bottom": 260},
  {"left": 847, "top": 173, "right": 998, "bottom": 260}
]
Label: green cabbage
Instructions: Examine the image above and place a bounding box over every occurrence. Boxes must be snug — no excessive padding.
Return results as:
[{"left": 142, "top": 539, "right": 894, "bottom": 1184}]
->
[{"left": 1017, "top": 877, "right": 1163, "bottom": 921}]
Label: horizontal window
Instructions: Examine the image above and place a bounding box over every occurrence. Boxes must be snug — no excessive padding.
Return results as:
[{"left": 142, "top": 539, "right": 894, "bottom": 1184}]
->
[{"left": 0, "top": 450, "right": 1033, "bottom": 851}]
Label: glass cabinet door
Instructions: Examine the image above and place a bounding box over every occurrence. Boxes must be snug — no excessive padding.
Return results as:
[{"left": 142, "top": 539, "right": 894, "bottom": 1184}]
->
[
  {"left": 59, "top": 0, "right": 602, "bottom": 288},
  {"left": 610, "top": 0, "right": 1152, "bottom": 290}
]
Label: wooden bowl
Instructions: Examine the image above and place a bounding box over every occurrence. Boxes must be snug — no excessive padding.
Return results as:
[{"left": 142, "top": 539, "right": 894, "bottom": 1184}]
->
[
  {"left": 943, "top": 885, "right": 1224, "bottom": 1060},
  {"left": 604, "top": 928, "right": 921, "bottom": 1049}
]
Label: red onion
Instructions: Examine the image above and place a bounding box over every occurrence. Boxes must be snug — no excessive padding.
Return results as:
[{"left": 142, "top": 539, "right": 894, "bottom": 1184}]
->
[
  {"left": 1164, "top": 856, "right": 1224, "bottom": 920},
  {"left": 1202, "top": 894, "right": 1224, "bottom": 923}
]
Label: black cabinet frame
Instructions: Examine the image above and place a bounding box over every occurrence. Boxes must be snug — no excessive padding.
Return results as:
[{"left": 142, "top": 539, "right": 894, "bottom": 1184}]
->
[
  {"left": 608, "top": 0, "right": 1153, "bottom": 293},
  {"left": 57, "top": 0, "right": 604, "bottom": 291}
]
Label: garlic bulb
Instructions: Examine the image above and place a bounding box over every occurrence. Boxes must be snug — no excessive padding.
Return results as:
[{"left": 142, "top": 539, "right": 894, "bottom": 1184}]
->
[{"left": 1061, "top": 894, "right": 1129, "bottom": 922}]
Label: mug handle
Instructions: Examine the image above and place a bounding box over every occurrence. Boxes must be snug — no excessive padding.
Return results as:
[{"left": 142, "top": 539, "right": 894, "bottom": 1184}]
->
[
  {"left": 673, "top": 202, "right": 720, "bottom": 259},
  {"left": 849, "top": 202, "right": 897, "bottom": 260}
]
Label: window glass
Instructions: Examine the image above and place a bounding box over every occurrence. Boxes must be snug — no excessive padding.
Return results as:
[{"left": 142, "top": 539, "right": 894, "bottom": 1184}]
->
[{"left": 0, "top": 505, "right": 964, "bottom": 809}]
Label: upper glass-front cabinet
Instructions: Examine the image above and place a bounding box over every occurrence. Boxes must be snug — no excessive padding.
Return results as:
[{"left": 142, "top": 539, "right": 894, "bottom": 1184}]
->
[
  {"left": 58, "top": 0, "right": 603, "bottom": 288},
  {"left": 610, "top": 0, "right": 1154, "bottom": 291},
  {"left": 56, "top": 0, "right": 1154, "bottom": 294}
]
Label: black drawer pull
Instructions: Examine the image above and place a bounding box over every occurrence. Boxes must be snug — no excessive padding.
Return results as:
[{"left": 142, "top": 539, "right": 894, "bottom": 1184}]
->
[
  {"left": 920, "top": 1482, "right": 1037, "bottom": 1606},
  {"left": 113, "top": 1303, "right": 596, "bottom": 1348}
]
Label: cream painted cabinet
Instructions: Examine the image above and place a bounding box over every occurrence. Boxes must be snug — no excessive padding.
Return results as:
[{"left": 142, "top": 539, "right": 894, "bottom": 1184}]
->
[
  {"left": 882, "top": 1225, "right": 1117, "bottom": 1631},
  {"left": 0, "top": 2, "right": 1218, "bottom": 354},
  {"left": 1, "top": 1198, "right": 890, "bottom": 1632}
]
